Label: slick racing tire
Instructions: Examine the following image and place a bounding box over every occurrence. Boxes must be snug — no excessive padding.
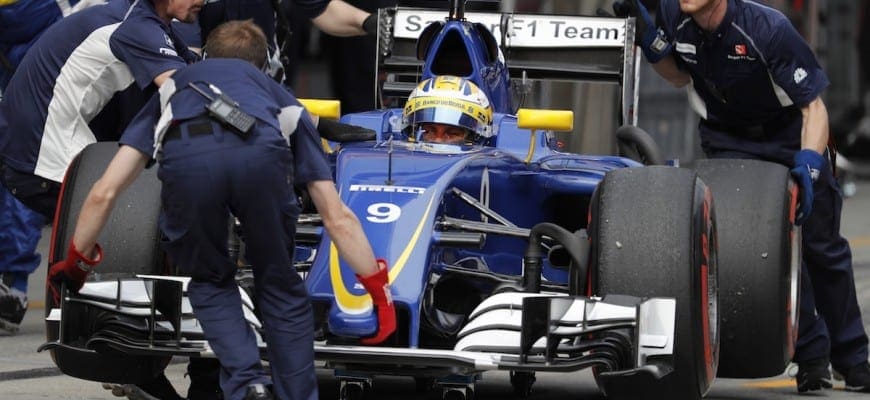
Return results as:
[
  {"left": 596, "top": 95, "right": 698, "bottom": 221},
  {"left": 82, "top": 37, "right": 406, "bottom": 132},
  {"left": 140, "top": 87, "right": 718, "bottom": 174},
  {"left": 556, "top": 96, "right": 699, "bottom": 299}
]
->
[
  {"left": 689, "top": 159, "right": 799, "bottom": 378},
  {"left": 45, "top": 142, "right": 168, "bottom": 384},
  {"left": 590, "top": 166, "right": 718, "bottom": 400}
]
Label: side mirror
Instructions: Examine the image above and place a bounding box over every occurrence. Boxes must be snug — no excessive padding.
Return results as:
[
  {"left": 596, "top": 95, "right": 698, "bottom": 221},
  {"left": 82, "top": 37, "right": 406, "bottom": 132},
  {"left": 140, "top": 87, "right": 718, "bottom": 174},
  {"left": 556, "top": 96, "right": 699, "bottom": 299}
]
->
[
  {"left": 516, "top": 108, "right": 574, "bottom": 131},
  {"left": 298, "top": 98, "right": 341, "bottom": 120},
  {"left": 516, "top": 109, "right": 574, "bottom": 162}
]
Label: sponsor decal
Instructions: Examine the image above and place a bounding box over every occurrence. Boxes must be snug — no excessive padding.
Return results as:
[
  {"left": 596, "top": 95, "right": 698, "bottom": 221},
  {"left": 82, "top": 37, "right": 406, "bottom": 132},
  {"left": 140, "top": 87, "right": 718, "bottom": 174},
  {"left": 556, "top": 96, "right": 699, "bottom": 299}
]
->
[
  {"left": 793, "top": 68, "right": 807, "bottom": 84},
  {"left": 405, "top": 96, "right": 491, "bottom": 124},
  {"left": 726, "top": 54, "right": 756, "bottom": 61},
  {"left": 393, "top": 9, "right": 624, "bottom": 48},
  {"left": 349, "top": 184, "right": 426, "bottom": 195},
  {"left": 728, "top": 44, "right": 755, "bottom": 60},
  {"left": 159, "top": 48, "right": 178, "bottom": 57}
]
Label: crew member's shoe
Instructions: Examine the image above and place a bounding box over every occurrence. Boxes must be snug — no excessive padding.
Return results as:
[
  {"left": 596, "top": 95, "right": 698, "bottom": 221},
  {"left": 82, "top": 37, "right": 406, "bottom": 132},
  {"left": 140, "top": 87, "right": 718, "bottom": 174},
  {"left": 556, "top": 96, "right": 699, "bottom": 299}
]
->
[
  {"left": 839, "top": 361, "right": 870, "bottom": 392},
  {"left": 102, "top": 383, "right": 160, "bottom": 400},
  {"left": 796, "top": 357, "right": 833, "bottom": 392},
  {"left": 102, "top": 372, "right": 184, "bottom": 400},
  {"left": 0, "top": 281, "right": 27, "bottom": 334},
  {"left": 243, "top": 383, "right": 274, "bottom": 400},
  {"left": 187, "top": 357, "right": 223, "bottom": 399}
]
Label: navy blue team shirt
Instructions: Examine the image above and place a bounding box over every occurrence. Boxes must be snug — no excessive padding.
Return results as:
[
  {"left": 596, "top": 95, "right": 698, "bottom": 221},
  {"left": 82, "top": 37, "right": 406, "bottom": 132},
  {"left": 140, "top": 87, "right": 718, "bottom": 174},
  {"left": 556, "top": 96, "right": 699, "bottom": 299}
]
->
[
  {"left": 120, "top": 58, "right": 332, "bottom": 187},
  {"left": 0, "top": 0, "right": 197, "bottom": 183},
  {"left": 110, "top": 0, "right": 199, "bottom": 91},
  {"left": 656, "top": 0, "right": 828, "bottom": 160},
  {"left": 197, "top": 0, "right": 330, "bottom": 52}
]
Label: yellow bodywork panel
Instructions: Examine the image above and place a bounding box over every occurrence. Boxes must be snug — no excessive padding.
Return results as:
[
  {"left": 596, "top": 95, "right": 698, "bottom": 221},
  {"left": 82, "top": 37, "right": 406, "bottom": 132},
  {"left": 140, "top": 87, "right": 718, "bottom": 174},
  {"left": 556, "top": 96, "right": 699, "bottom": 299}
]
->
[
  {"left": 516, "top": 109, "right": 574, "bottom": 132},
  {"left": 298, "top": 99, "right": 341, "bottom": 120}
]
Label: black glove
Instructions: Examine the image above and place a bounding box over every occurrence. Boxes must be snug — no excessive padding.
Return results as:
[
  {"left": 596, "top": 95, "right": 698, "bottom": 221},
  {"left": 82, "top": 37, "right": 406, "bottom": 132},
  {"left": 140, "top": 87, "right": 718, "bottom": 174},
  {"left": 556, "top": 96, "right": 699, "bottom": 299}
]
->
[
  {"left": 612, "top": 0, "right": 671, "bottom": 63},
  {"left": 362, "top": 13, "right": 377, "bottom": 36},
  {"left": 317, "top": 118, "right": 376, "bottom": 142}
]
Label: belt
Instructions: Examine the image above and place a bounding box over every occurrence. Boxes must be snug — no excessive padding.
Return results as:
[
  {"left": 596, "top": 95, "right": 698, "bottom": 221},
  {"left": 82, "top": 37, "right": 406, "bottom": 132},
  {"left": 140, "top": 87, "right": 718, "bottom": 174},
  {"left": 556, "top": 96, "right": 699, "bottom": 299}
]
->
[{"left": 164, "top": 118, "right": 216, "bottom": 142}]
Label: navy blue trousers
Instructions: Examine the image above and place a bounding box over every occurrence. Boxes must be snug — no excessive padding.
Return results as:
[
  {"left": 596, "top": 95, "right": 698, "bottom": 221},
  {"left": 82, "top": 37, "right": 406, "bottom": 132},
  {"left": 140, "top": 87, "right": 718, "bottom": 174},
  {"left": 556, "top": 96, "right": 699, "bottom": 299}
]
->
[
  {"left": 159, "top": 123, "right": 317, "bottom": 400},
  {"left": 709, "top": 150, "right": 869, "bottom": 372},
  {"left": 0, "top": 162, "right": 54, "bottom": 290}
]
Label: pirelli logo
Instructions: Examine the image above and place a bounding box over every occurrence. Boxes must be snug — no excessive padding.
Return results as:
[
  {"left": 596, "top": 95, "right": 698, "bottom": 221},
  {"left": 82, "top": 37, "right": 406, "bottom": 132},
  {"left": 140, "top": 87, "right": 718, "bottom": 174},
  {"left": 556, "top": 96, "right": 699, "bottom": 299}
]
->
[{"left": 349, "top": 184, "right": 426, "bottom": 195}]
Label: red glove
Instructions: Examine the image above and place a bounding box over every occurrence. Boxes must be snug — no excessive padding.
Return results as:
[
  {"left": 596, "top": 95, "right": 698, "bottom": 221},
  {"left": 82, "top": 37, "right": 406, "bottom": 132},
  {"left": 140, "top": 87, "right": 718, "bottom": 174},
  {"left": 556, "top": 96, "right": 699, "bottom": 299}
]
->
[
  {"left": 356, "top": 259, "right": 396, "bottom": 345},
  {"left": 47, "top": 241, "right": 103, "bottom": 304}
]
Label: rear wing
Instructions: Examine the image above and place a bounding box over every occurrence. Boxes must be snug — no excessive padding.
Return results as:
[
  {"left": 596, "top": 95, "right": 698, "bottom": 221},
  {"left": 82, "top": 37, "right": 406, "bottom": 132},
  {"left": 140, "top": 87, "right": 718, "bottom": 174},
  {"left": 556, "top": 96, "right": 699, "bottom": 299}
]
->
[{"left": 374, "top": 7, "right": 640, "bottom": 124}]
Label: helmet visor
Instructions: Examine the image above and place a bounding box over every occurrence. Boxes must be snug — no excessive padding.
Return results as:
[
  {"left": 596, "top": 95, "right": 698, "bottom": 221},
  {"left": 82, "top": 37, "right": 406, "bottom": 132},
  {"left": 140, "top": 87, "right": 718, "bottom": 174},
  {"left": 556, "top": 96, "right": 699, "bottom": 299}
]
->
[{"left": 407, "top": 107, "right": 481, "bottom": 136}]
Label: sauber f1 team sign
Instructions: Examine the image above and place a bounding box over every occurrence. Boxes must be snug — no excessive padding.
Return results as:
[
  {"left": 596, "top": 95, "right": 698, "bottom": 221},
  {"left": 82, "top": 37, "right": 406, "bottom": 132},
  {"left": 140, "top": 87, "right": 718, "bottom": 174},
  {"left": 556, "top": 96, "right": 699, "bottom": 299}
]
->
[{"left": 393, "top": 9, "right": 626, "bottom": 48}]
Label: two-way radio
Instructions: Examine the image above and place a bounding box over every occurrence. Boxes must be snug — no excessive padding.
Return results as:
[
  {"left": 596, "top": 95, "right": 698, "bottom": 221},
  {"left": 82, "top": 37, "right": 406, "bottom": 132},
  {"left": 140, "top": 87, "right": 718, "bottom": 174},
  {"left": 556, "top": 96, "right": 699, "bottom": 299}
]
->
[{"left": 187, "top": 82, "right": 256, "bottom": 138}]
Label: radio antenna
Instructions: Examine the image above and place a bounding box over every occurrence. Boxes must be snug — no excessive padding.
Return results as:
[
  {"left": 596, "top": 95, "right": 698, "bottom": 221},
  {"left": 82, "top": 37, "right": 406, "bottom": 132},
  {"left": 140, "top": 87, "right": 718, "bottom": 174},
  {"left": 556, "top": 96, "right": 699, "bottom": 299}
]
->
[{"left": 386, "top": 134, "right": 394, "bottom": 185}]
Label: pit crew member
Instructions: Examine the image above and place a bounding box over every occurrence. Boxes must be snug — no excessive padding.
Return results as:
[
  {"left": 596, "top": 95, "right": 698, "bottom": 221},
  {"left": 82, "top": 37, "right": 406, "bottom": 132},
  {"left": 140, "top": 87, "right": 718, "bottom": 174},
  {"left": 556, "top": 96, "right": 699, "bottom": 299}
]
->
[
  {"left": 615, "top": 0, "right": 870, "bottom": 392},
  {"left": 197, "top": 0, "right": 378, "bottom": 84},
  {"left": 0, "top": 0, "right": 82, "bottom": 91},
  {"left": 0, "top": 0, "right": 199, "bottom": 335},
  {"left": 46, "top": 20, "right": 396, "bottom": 400}
]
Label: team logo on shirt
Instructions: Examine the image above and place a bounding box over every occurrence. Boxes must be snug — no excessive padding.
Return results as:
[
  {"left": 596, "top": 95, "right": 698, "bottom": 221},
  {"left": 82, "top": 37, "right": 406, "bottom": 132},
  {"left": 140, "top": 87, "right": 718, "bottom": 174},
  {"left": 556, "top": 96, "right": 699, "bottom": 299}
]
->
[
  {"left": 727, "top": 43, "right": 756, "bottom": 61},
  {"left": 794, "top": 68, "right": 808, "bottom": 84},
  {"left": 164, "top": 33, "right": 173, "bottom": 48}
]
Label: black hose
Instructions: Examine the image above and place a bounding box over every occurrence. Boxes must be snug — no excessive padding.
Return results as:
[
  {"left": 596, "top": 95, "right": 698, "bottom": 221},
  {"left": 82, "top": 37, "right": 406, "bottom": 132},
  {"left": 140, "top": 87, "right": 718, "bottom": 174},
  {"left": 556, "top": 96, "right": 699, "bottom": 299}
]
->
[
  {"left": 524, "top": 223, "right": 589, "bottom": 294},
  {"left": 616, "top": 124, "right": 665, "bottom": 166}
]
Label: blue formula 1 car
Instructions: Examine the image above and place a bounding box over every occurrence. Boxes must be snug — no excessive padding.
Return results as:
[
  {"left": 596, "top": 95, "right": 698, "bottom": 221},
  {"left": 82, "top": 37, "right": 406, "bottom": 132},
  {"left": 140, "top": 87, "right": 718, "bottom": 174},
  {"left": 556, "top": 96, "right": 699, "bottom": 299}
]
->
[{"left": 40, "top": 2, "right": 801, "bottom": 400}]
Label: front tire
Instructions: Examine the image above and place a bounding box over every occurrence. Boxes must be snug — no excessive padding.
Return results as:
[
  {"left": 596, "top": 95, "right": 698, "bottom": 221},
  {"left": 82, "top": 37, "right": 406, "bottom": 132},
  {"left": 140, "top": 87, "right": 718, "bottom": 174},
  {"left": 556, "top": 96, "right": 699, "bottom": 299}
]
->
[
  {"left": 590, "top": 166, "right": 718, "bottom": 400},
  {"left": 45, "top": 142, "right": 167, "bottom": 384}
]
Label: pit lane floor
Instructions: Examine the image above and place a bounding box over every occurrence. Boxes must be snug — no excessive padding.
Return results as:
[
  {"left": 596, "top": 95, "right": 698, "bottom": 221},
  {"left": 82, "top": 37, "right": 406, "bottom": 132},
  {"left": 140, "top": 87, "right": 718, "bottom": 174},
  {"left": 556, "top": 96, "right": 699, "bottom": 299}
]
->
[{"left": 4, "top": 178, "right": 870, "bottom": 399}]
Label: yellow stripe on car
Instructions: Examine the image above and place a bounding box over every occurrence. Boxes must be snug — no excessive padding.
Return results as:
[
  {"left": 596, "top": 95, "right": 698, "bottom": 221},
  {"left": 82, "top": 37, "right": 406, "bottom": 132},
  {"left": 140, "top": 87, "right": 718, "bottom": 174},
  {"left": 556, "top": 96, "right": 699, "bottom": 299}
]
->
[{"left": 330, "top": 195, "right": 437, "bottom": 313}]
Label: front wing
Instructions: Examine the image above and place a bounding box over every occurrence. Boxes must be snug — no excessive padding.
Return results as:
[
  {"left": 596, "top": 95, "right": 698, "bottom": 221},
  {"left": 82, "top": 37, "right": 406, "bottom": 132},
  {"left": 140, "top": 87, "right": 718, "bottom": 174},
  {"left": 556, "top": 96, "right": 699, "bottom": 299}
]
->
[{"left": 40, "top": 275, "right": 675, "bottom": 380}]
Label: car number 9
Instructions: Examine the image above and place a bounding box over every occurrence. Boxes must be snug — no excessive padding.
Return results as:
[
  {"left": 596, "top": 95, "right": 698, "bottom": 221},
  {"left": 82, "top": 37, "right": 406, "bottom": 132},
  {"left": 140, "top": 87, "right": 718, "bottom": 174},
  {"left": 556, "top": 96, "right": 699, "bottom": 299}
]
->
[{"left": 366, "top": 203, "right": 401, "bottom": 223}]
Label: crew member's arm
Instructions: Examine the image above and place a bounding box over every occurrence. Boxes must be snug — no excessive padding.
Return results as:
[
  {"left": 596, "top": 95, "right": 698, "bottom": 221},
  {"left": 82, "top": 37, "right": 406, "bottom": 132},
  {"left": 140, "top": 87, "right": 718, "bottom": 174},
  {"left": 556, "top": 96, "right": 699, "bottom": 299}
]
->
[
  {"left": 790, "top": 95, "right": 829, "bottom": 225},
  {"left": 650, "top": 56, "right": 691, "bottom": 88},
  {"left": 613, "top": 0, "right": 689, "bottom": 87},
  {"left": 72, "top": 146, "right": 150, "bottom": 258},
  {"left": 46, "top": 145, "right": 149, "bottom": 303},
  {"left": 800, "top": 96, "right": 829, "bottom": 154},
  {"left": 306, "top": 178, "right": 396, "bottom": 344},
  {"left": 310, "top": 0, "right": 371, "bottom": 37},
  {"left": 306, "top": 179, "right": 378, "bottom": 276},
  {"left": 153, "top": 70, "right": 176, "bottom": 88}
]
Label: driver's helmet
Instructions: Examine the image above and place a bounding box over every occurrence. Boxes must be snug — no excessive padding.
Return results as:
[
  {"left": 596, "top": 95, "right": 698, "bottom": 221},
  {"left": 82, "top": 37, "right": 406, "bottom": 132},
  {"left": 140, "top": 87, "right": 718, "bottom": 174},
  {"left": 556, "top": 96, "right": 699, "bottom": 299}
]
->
[{"left": 402, "top": 75, "right": 493, "bottom": 144}]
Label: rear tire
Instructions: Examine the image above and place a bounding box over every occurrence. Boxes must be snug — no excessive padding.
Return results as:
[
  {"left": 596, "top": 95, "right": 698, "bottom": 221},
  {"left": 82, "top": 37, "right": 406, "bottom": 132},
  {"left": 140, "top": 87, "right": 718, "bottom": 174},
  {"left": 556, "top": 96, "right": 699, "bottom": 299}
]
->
[
  {"left": 689, "top": 159, "right": 798, "bottom": 378},
  {"left": 590, "top": 166, "right": 718, "bottom": 400},
  {"left": 45, "top": 142, "right": 167, "bottom": 384}
]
